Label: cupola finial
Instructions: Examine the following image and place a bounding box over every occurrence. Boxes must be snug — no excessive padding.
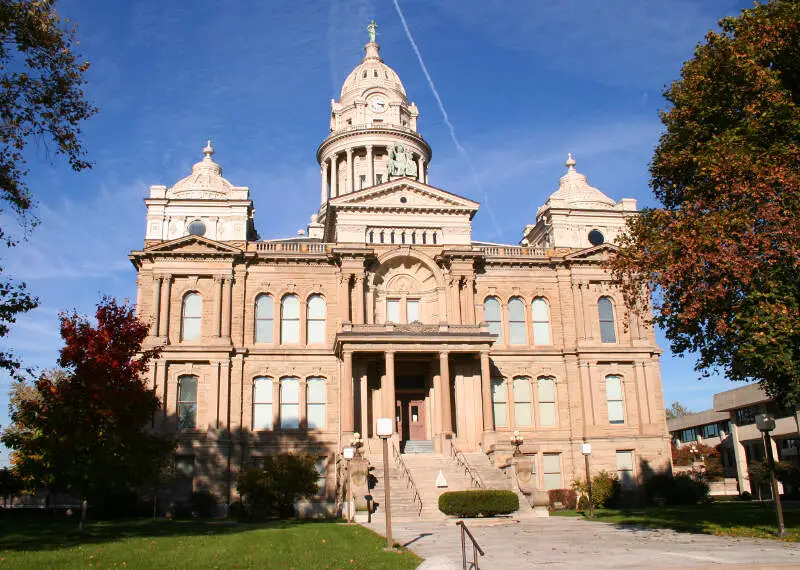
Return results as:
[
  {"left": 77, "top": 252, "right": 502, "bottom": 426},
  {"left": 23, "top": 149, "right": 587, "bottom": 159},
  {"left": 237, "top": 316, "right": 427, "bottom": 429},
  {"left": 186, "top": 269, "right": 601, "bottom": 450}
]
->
[
  {"left": 367, "top": 19, "right": 377, "bottom": 43},
  {"left": 203, "top": 139, "right": 214, "bottom": 160},
  {"left": 566, "top": 152, "right": 576, "bottom": 170}
]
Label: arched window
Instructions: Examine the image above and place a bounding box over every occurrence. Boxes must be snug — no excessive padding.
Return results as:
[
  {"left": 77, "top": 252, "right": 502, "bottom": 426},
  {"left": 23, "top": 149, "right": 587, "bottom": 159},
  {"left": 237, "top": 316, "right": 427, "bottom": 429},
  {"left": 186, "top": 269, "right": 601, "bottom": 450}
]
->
[
  {"left": 598, "top": 297, "right": 616, "bottom": 343},
  {"left": 491, "top": 377, "right": 507, "bottom": 427},
  {"left": 255, "top": 294, "right": 273, "bottom": 343},
  {"left": 306, "top": 377, "right": 326, "bottom": 429},
  {"left": 532, "top": 298, "right": 551, "bottom": 345},
  {"left": 280, "top": 377, "right": 300, "bottom": 429},
  {"left": 181, "top": 292, "right": 201, "bottom": 341},
  {"left": 606, "top": 375, "right": 624, "bottom": 424},
  {"left": 253, "top": 377, "right": 273, "bottom": 430},
  {"left": 281, "top": 295, "right": 300, "bottom": 344},
  {"left": 484, "top": 297, "right": 503, "bottom": 343},
  {"left": 306, "top": 295, "right": 326, "bottom": 344},
  {"left": 177, "top": 375, "right": 198, "bottom": 429},
  {"left": 508, "top": 297, "right": 526, "bottom": 345},
  {"left": 538, "top": 377, "right": 556, "bottom": 426},
  {"left": 512, "top": 377, "right": 532, "bottom": 427}
]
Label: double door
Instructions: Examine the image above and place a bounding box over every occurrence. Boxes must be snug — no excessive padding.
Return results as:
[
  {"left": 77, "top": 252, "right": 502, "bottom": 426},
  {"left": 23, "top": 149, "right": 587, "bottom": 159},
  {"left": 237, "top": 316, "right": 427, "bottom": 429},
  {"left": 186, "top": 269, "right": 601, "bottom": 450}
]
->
[{"left": 396, "top": 394, "right": 427, "bottom": 442}]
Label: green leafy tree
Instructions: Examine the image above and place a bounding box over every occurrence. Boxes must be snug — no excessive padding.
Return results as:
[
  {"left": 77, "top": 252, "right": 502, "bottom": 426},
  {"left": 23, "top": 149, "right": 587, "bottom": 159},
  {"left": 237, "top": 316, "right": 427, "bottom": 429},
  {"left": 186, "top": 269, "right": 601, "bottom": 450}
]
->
[
  {"left": 610, "top": 0, "right": 800, "bottom": 403},
  {"left": 237, "top": 454, "right": 320, "bottom": 518},
  {"left": 665, "top": 401, "right": 693, "bottom": 420},
  {"left": 1, "top": 298, "right": 173, "bottom": 528},
  {"left": 0, "top": 0, "right": 96, "bottom": 376}
]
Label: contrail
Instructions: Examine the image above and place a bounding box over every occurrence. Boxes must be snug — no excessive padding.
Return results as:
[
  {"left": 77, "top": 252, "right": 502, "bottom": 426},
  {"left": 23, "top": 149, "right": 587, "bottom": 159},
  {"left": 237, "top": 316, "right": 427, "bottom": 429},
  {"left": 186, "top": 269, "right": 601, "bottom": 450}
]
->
[{"left": 392, "top": 0, "right": 504, "bottom": 241}]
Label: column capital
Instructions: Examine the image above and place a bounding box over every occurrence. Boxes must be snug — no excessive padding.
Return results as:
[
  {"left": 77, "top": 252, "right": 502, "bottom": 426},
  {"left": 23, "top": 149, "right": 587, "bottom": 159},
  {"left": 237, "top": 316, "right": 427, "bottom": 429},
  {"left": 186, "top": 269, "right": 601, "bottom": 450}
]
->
[
  {"left": 439, "top": 350, "right": 450, "bottom": 358},
  {"left": 366, "top": 144, "right": 373, "bottom": 150},
  {"left": 346, "top": 148, "right": 353, "bottom": 156}
]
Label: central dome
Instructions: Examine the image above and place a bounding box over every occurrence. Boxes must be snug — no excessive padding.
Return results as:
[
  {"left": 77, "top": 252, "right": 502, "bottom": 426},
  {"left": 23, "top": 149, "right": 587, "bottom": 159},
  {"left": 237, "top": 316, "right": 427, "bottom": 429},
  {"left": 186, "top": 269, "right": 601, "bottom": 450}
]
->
[{"left": 339, "top": 40, "right": 408, "bottom": 103}]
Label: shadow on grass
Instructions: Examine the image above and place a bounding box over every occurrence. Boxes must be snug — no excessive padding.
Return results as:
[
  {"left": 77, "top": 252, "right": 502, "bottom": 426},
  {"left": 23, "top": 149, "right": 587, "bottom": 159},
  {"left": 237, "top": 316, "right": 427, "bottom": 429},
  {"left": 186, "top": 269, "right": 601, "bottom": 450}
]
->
[{"left": 0, "top": 512, "right": 319, "bottom": 552}]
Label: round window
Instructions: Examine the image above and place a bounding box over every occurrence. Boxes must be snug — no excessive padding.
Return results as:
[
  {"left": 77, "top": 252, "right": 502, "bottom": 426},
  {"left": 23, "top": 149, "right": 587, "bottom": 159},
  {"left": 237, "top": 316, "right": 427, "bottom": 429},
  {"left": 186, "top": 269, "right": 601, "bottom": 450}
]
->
[
  {"left": 400, "top": 196, "right": 408, "bottom": 204},
  {"left": 188, "top": 220, "right": 206, "bottom": 237},
  {"left": 588, "top": 229, "right": 605, "bottom": 246}
]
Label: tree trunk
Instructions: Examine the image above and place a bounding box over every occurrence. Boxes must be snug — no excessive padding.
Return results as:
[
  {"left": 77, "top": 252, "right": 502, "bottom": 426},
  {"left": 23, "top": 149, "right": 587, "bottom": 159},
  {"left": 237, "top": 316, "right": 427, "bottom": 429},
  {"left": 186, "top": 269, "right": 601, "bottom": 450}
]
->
[{"left": 80, "top": 499, "right": 88, "bottom": 532}]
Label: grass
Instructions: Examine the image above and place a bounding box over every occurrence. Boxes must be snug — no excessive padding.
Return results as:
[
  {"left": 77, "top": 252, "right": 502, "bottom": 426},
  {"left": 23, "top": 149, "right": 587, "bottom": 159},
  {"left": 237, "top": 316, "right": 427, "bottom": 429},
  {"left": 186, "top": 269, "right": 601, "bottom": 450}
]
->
[
  {"left": 552, "top": 501, "right": 800, "bottom": 541},
  {"left": 0, "top": 515, "right": 421, "bottom": 569}
]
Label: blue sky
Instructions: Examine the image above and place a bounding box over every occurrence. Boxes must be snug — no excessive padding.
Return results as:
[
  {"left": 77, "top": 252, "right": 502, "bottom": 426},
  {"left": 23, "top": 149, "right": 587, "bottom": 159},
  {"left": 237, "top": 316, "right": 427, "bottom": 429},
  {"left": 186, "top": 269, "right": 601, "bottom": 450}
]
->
[{"left": 0, "top": 0, "right": 756, "bottom": 462}]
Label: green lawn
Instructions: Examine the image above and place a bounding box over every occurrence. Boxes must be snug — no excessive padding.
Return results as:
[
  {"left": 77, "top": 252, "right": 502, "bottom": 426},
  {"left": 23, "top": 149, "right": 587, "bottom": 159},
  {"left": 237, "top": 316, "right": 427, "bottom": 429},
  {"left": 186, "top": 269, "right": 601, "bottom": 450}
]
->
[
  {"left": 0, "top": 516, "right": 421, "bottom": 569},
  {"left": 552, "top": 501, "right": 800, "bottom": 541}
]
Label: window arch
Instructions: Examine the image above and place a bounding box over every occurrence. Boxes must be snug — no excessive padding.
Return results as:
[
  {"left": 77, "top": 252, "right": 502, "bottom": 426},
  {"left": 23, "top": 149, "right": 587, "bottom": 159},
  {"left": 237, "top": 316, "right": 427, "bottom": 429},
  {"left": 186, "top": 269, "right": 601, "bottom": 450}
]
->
[
  {"left": 512, "top": 377, "right": 532, "bottom": 427},
  {"left": 177, "top": 375, "right": 198, "bottom": 429},
  {"left": 484, "top": 297, "right": 503, "bottom": 343},
  {"left": 306, "top": 377, "right": 326, "bottom": 429},
  {"left": 598, "top": 297, "right": 616, "bottom": 343},
  {"left": 306, "top": 295, "right": 326, "bottom": 344},
  {"left": 281, "top": 294, "right": 300, "bottom": 344},
  {"left": 181, "top": 292, "right": 201, "bottom": 341},
  {"left": 508, "top": 297, "right": 526, "bottom": 345},
  {"left": 532, "top": 298, "right": 551, "bottom": 345},
  {"left": 537, "top": 376, "right": 556, "bottom": 426},
  {"left": 606, "top": 375, "right": 624, "bottom": 424},
  {"left": 491, "top": 377, "right": 507, "bottom": 427},
  {"left": 255, "top": 294, "right": 274, "bottom": 343},
  {"left": 253, "top": 377, "right": 273, "bottom": 430},
  {"left": 280, "top": 377, "right": 300, "bottom": 429}
]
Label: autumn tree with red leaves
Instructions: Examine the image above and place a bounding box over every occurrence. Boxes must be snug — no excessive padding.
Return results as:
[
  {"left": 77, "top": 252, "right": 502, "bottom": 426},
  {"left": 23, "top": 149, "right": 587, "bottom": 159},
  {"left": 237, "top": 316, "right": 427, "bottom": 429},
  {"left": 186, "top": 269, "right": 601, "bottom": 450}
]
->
[
  {"left": 611, "top": 0, "right": 800, "bottom": 403},
  {"left": 1, "top": 298, "right": 173, "bottom": 523}
]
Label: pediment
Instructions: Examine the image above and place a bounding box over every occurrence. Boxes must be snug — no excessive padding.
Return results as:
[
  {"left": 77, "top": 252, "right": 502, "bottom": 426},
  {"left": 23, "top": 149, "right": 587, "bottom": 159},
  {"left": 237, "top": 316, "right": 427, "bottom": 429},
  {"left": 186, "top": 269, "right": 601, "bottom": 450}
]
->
[
  {"left": 143, "top": 235, "right": 243, "bottom": 255},
  {"left": 563, "top": 243, "right": 618, "bottom": 261},
  {"left": 329, "top": 178, "right": 479, "bottom": 213}
]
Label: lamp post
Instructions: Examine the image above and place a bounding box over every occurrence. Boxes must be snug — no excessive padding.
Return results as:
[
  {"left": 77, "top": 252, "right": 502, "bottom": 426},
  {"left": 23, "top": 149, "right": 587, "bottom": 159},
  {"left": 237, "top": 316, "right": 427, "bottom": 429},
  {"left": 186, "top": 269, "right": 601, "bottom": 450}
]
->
[
  {"left": 581, "top": 443, "right": 594, "bottom": 519},
  {"left": 510, "top": 430, "right": 524, "bottom": 457},
  {"left": 343, "top": 446, "right": 355, "bottom": 523},
  {"left": 756, "top": 413, "right": 785, "bottom": 537},
  {"left": 376, "top": 417, "right": 394, "bottom": 550}
]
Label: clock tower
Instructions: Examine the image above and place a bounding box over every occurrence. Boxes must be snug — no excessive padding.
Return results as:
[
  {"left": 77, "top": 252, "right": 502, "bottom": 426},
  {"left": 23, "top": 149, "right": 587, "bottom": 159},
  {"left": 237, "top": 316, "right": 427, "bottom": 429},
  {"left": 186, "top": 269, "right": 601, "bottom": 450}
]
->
[{"left": 316, "top": 21, "right": 431, "bottom": 214}]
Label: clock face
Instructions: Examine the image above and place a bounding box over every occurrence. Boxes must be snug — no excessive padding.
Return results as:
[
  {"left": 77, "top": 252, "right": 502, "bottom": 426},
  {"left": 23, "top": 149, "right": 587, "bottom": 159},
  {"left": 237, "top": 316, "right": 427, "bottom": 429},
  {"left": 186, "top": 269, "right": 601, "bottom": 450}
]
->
[{"left": 369, "top": 96, "right": 387, "bottom": 113}]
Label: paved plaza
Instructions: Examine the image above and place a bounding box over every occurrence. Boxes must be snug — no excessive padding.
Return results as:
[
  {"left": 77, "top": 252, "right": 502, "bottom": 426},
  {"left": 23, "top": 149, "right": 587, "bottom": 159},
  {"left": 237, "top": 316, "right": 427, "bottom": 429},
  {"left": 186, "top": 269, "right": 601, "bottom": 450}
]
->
[{"left": 363, "top": 516, "right": 800, "bottom": 569}]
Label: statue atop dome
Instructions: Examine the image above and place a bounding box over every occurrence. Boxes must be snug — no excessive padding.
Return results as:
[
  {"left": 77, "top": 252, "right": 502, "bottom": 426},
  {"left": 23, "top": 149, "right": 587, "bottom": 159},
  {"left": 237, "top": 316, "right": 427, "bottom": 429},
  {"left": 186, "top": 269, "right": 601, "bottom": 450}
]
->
[
  {"left": 367, "top": 20, "right": 377, "bottom": 43},
  {"left": 388, "top": 143, "right": 418, "bottom": 179}
]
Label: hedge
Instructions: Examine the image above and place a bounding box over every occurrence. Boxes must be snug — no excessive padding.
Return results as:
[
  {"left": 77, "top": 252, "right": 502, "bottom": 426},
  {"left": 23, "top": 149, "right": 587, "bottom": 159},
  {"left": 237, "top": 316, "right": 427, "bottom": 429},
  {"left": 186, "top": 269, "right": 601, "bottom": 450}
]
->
[{"left": 438, "top": 490, "right": 519, "bottom": 517}]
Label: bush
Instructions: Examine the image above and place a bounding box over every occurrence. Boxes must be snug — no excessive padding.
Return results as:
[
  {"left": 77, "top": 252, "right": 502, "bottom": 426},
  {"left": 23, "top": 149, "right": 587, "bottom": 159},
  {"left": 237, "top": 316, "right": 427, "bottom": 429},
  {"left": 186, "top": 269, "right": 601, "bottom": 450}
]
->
[
  {"left": 228, "top": 500, "right": 246, "bottom": 520},
  {"left": 191, "top": 490, "right": 218, "bottom": 518},
  {"left": 548, "top": 489, "right": 577, "bottom": 510},
  {"left": 591, "top": 471, "right": 621, "bottom": 508},
  {"left": 643, "top": 472, "right": 709, "bottom": 505},
  {"left": 236, "top": 453, "right": 320, "bottom": 519},
  {"left": 740, "top": 491, "right": 752, "bottom": 501},
  {"left": 438, "top": 490, "right": 519, "bottom": 517}
]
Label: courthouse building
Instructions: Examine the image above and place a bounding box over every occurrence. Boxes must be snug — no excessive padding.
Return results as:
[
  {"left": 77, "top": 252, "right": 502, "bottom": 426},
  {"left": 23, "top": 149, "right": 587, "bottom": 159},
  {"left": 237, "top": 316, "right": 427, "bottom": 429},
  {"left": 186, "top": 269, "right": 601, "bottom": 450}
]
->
[{"left": 130, "top": 24, "right": 671, "bottom": 504}]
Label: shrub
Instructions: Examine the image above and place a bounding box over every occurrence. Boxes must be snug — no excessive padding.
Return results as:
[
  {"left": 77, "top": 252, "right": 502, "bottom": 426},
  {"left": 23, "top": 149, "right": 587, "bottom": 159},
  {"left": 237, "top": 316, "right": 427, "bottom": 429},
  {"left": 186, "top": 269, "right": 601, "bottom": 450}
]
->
[
  {"left": 643, "top": 472, "right": 709, "bottom": 505},
  {"left": 191, "top": 489, "right": 218, "bottom": 518},
  {"left": 438, "top": 490, "right": 519, "bottom": 517},
  {"left": 237, "top": 453, "right": 320, "bottom": 519},
  {"left": 548, "top": 489, "right": 577, "bottom": 510},
  {"left": 591, "top": 471, "right": 621, "bottom": 508},
  {"left": 228, "top": 500, "right": 247, "bottom": 520},
  {"left": 740, "top": 491, "right": 752, "bottom": 501}
]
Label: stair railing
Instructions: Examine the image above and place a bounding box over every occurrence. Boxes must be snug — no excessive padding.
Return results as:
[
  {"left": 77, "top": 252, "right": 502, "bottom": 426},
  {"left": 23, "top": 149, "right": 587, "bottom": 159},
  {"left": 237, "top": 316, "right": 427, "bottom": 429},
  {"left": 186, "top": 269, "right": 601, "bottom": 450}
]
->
[
  {"left": 391, "top": 442, "right": 423, "bottom": 516},
  {"left": 456, "top": 520, "right": 485, "bottom": 569},
  {"left": 449, "top": 440, "right": 484, "bottom": 489}
]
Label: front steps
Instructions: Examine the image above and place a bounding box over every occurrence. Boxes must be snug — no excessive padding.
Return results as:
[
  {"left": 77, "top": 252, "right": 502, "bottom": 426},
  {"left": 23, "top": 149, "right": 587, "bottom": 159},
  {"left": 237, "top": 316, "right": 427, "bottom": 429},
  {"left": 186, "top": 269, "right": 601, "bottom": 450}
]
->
[{"left": 401, "top": 440, "right": 434, "bottom": 453}]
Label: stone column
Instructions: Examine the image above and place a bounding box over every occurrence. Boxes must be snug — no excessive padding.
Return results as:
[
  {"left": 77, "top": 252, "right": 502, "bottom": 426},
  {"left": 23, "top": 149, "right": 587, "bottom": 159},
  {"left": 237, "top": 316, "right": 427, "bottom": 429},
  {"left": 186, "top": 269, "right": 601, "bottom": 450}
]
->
[
  {"left": 330, "top": 154, "right": 338, "bottom": 198},
  {"left": 354, "top": 274, "right": 365, "bottom": 324},
  {"left": 346, "top": 148, "right": 354, "bottom": 194},
  {"left": 729, "top": 414, "right": 751, "bottom": 494},
  {"left": 448, "top": 276, "right": 461, "bottom": 324},
  {"left": 214, "top": 275, "right": 223, "bottom": 338},
  {"left": 339, "top": 273, "right": 351, "bottom": 323},
  {"left": 342, "top": 351, "right": 354, "bottom": 434},
  {"left": 366, "top": 145, "right": 374, "bottom": 187},
  {"left": 480, "top": 352, "right": 493, "bottom": 431},
  {"left": 360, "top": 368, "right": 369, "bottom": 436},
  {"left": 417, "top": 155, "right": 424, "bottom": 182},
  {"left": 160, "top": 274, "right": 172, "bottom": 343},
  {"left": 440, "top": 352, "right": 452, "bottom": 434},
  {"left": 320, "top": 161, "right": 329, "bottom": 203},
  {"left": 221, "top": 276, "right": 232, "bottom": 340},
  {"left": 383, "top": 351, "right": 396, "bottom": 424},
  {"left": 580, "top": 282, "right": 592, "bottom": 341},
  {"left": 152, "top": 275, "right": 162, "bottom": 337},
  {"left": 464, "top": 276, "right": 476, "bottom": 324},
  {"left": 366, "top": 281, "right": 375, "bottom": 324}
]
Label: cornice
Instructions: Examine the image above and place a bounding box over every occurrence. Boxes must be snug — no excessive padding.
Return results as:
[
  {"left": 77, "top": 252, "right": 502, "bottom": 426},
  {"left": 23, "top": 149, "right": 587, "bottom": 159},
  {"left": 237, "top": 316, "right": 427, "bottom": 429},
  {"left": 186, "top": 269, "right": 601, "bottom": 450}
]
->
[{"left": 316, "top": 126, "right": 431, "bottom": 162}]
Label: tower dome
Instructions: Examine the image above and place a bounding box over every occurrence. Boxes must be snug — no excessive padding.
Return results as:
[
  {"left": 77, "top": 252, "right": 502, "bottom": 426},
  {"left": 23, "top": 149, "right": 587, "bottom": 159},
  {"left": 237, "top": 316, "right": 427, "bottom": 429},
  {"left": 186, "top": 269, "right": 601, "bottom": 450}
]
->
[{"left": 339, "top": 39, "right": 408, "bottom": 104}]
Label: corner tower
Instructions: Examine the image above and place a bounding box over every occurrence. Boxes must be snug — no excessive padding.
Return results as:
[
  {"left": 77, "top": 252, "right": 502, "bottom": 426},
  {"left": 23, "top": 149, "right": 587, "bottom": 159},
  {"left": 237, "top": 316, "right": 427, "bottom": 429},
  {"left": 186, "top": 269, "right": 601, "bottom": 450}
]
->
[{"left": 316, "top": 21, "right": 431, "bottom": 210}]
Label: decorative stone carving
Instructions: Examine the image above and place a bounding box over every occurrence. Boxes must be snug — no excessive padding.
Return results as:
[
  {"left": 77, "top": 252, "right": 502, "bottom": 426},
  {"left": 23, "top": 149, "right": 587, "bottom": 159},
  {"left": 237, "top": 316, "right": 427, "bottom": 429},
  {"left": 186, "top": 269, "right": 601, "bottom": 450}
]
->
[{"left": 388, "top": 143, "right": 418, "bottom": 179}]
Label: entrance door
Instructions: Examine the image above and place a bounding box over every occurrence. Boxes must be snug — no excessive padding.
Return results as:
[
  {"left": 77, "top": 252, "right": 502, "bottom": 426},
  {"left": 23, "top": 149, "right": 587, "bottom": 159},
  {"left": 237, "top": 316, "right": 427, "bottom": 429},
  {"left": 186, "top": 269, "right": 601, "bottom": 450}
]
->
[{"left": 397, "top": 396, "right": 427, "bottom": 442}]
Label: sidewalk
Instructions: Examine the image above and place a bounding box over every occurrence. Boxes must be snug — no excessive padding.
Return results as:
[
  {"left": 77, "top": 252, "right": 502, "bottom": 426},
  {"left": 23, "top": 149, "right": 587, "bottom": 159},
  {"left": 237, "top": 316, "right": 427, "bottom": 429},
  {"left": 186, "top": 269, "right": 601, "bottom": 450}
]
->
[{"left": 362, "top": 515, "right": 800, "bottom": 569}]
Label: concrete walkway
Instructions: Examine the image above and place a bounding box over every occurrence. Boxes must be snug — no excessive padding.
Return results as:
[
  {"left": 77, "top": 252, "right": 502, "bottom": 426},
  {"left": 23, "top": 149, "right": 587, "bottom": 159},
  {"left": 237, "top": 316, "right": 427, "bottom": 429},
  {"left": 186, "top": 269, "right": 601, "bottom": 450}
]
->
[{"left": 362, "top": 515, "right": 800, "bottom": 569}]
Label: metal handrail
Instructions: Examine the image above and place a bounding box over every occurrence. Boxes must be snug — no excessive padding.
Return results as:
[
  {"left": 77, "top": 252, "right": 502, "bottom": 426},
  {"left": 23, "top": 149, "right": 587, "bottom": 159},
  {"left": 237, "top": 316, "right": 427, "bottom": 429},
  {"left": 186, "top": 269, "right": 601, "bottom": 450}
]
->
[
  {"left": 391, "top": 443, "right": 423, "bottom": 516},
  {"left": 456, "top": 520, "right": 485, "bottom": 570},
  {"left": 449, "top": 441, "right": 484, "bottom": 489}
]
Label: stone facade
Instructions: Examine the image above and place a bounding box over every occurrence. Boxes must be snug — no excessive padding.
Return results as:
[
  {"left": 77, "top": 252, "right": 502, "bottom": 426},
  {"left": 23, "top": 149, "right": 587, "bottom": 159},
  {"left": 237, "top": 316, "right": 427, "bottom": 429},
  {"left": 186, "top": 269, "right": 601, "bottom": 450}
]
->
[{"left": 129, "top": 25, "right": 671, "bottom": 506}]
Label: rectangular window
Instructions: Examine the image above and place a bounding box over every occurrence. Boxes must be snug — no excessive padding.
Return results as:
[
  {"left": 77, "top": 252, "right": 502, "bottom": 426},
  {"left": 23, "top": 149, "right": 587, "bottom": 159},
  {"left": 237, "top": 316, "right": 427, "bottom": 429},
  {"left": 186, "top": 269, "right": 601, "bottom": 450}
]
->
[
  {"left": 315, "top": 457, "right": 328, "bottom": 496},
  {"left": 253, "top": 378, "right": 273, "bottom": 430},
  {"left": 606, "top": 375, "right": 624, "bottom": 424},
  {"left": 406, "top": 299, "right": 420, "bottom": 323},
  {"left": 177, "top": 376, "right": 198, "bottom": 429},
  {"left": 538, "top": 377, "right": 556, "bottom": 427},
  {"left": 513, "top": 378, "right": 532, "bottom": 427},
  {"left": 280, "top": 378, "right": 300, "bottom": 429},
  {"left": 306, "top": 377, "right": 326, "bottom": 429},
  {"left": 735, "top": 406, "right": 757, "bottom": 426},
  {"left": 376, "top": 174, "right": 383, "bottom": 184},
  {"left": 386, "top": 298, "right": 400, "bottom": 323},
  {"left": 701, "top": 423, "right": 720, "bottom": 439},
  {"left": 543, "top": 453, "right": 561, "bottom": 490},
  {"left": 616, "top": 451, "right": 635, "bottom": 489},
  {"left": 359, "top": 174, "right": 366, "bottom": 189},
  {"left": 491, "top": 378, "right": 507, "bottom": 428}
]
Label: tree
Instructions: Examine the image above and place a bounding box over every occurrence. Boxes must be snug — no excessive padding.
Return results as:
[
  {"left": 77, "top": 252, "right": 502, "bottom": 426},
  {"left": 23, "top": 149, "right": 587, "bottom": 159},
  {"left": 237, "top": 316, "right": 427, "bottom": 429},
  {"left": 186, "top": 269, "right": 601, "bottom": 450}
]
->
[
  {"left": 665, "top": 401, "right": 693, "bottom": 420},
  {"left": 611, "top": 0, "right": 800, "bottom": 403},
  {"left": 236, "top": 454, "right": 320, "bottom": 519},
  {"left": 1, "top": 298, "right": 173, "bottom": 527},
  {"left": 0, "top": 1, "right": 96, "bottom": 377}
]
